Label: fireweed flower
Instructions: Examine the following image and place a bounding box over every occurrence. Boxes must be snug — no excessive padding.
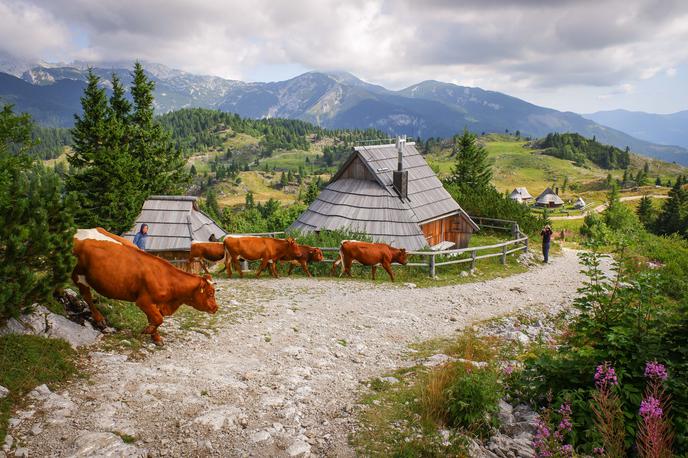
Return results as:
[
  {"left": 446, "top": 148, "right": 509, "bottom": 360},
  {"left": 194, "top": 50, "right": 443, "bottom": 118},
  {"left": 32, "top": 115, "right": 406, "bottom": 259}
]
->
[
  {"left": 594, "top": 363, "right": 618, "bottom": 388},
  {"left": 644, "top": 361, "right": 668, "bottom": 381},
  {"left": 639, "top": 396, "right": 663, "bottom": 419},
  {"left": 561, "top": 444, "right": 574, "bottom": 456},
  {"left": 593, "top": 447, "right": 605, "bottom": 455}
]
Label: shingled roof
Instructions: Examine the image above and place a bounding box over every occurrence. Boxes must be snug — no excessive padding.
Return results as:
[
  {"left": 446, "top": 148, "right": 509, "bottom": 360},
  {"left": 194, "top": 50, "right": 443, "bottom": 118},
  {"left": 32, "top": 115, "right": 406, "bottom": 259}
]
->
[
  {"left": 124, "top": 196, "right": 226, "bottom": 252},
  {"left": 535, "top": 187, "right": 564, "bottom": 206},
  {"left": 289, "top": 142, "right": 477, "bottom": 250}
]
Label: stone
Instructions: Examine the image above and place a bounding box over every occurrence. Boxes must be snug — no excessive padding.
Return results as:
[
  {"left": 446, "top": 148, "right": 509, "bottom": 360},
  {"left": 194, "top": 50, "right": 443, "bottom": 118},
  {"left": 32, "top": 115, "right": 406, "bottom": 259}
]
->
[
  {"left": 30, "top": 424, "right": 42, "bottom": 436},
  {"left": 69, "top": 432, "right": 144, "bottom": 457},
  {"left": 422, "top": 354, "right": 456, "bottom": 367},
  {"left": 286, "top": 439, "right": 311, "bottom": 457},
  {"left": 460, "top": 270, "right": 469, "bottom": 277},
  {"left": 0, "top": 386, "right": 8, "bottom": 399},
  {"left": 250, "top": 431, "right": 271, "bottom": 443},
  {"left": 13, "top": 448, "right": 28, "bottom": 458},
  {"left": 0, "top": 305, "right": 101, "bottom": 348},
  {"left": 380, "top": 377, "right": 399, "bottom": 384},
  {"left": 192, "top": 406, "right": 242, "bottom": 431},
  {"left": 4, "top": 435, "right": 13, "bottom": 450},
  {"left": 403, "top": 283, "right": 417, "bottom": 289}
]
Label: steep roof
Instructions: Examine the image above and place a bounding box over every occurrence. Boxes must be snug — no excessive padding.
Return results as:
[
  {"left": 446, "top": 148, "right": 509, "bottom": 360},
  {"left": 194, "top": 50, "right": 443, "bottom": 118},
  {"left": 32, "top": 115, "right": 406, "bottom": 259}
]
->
[
  {"left": 509, "top": 187, "right": 532, "bottom": 200},
  {"left": 123, "top": 195, "right": 226, "bottom": 252},
  {"left": 535, "top": 187, "right": 565, "bottom": 206},
  {"left": 289, "top": 142, "right": 477, "bottom": 250}
]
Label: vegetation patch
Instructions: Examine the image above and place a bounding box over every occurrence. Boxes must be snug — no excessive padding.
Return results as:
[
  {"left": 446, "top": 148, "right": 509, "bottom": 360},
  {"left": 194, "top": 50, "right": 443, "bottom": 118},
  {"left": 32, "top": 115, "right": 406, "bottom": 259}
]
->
[{"left": 0, "top": 335, "right": 77, "bottom": 443}]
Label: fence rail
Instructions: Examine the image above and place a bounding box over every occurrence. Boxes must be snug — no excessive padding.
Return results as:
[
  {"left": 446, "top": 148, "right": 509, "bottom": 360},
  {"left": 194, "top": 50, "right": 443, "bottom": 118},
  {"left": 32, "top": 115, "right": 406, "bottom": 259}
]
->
[{"left": 220, "top": 217, "right": 529, "bottom": 278}]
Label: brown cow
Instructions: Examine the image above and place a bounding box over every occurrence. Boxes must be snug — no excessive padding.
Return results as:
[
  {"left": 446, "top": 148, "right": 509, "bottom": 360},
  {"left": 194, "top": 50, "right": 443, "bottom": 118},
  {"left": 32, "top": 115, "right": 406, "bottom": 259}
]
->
[
  {"left": 223, "top": 236, "right": 300, "bottom": 278},
  {"left": 188, "top": 241, "right": 226, "bottom": 274},
  {"left": 279, "top": 245, "right": 324, "bottom": 277},
  {"left": 72, "top": 228, "right": 218, "bottom": 345},
  {"left": 331, "top": 240, "right": 408, "bottom": 281}
]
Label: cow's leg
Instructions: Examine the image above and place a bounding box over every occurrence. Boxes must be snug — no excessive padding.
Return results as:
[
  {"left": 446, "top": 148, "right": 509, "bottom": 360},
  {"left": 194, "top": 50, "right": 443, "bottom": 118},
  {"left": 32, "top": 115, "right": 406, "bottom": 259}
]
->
[
  {"left": 287, "top": 262, "right": 295, "bottom": 276},
  {"left": 255, "top": 259, "right": 270, "bottom": 278},
  {"left": 137, "top": 299, "right": 164, "bottom": 345},
  {"left": 331, "top": 254, "right": 342, "bottom": 276},
  {"left": 270, "top": 260, "right": 279, "bottom": 278},
  {"left": 200, "top": 260, "right": 211, "bottom": 275},
  {"left": 72, "top": 267, "right": 106, "bottom": 328},
  {"left": 343, "top": 257, "right": 353, "bottom": 278},
  {"left": 234, "top": 257, "right": 244, "bottom": 279},
  {"left": 382, "top": 262, "right": 395, "bottom": 282},
  {"left": 371, "top": 265, "right": 377, "bottom": 281},
  {"left": 224, "top": 256, "right": 233, "bottom": 278},
  {"left": 300, "top": 260, "right": 312, "bottom": 277}
]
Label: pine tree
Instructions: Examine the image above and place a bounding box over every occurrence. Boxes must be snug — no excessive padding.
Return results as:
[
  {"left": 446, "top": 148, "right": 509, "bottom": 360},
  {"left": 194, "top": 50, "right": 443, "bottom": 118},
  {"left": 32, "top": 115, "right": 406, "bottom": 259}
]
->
[
  {"left": 636, "top": 195, "right": 655, "bottom": 228},
  {"left": 0, "top": 105, "right": 77, "bottom": 318},
  {"left": 280, "top": 171, "right": 288, "bottom": 187},
  {"left": 654, "top": 181, "right": 688, "bottom": 236},
  {"left": 204, "top": 189, "right": 221, "bottom": 220},
  {"left": 655, "top": 177, "right": 662, "bottom": 186},
  {"left": 303, "top": 180, "right": 319, "bottom": 205},
  {"left": 129, "top": 62, "right": 188, "bottom": 196},
  {"left": 66, "top": 69, "right": 143, "bottom": 233},
  {"left": 446, "top": 129, "right": 492, "bottom": 190},
  {"left": 245, "top": 191, "right": 255, "bottom": 209}
]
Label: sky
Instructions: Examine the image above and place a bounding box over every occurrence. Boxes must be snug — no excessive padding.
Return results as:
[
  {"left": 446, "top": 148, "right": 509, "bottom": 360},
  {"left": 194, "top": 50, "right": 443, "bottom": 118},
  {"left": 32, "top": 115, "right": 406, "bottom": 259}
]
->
[{"left": 1, "top": 0, "right": 687, "bottom": 114}]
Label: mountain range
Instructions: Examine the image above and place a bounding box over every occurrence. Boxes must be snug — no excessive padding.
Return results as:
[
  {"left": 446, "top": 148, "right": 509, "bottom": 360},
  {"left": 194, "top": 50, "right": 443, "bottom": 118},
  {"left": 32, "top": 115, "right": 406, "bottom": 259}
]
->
[
  {"left": 1, "top": 60, "right": 687, "bottom": 165},
  {"left": 583, "top": 109, "right": 688, "bottom": 150}
]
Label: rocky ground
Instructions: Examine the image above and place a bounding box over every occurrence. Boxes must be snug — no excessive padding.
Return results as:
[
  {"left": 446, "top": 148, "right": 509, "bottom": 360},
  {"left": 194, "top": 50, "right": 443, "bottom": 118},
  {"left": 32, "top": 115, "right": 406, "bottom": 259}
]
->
[{"left": 5, "top": 249, "right": 596, "bottom": 457}]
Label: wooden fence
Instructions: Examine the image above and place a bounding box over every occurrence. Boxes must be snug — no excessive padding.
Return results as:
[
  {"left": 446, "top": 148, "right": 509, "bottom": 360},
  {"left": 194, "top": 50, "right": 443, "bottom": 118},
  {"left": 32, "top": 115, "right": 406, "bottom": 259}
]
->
[{"left": 223, "top": 218, "right": 528, "bottom": 278}]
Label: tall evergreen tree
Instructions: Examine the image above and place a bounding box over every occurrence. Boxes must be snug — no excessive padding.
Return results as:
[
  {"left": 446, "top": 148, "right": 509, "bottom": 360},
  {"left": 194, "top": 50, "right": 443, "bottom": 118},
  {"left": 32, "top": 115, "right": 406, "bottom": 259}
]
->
[
  {"left": 129, "top": 62, "right": 188, "bottom": 196},
  {"left": 66, "top": 70, "right": 142, "bottom": 233},
  {"left": 636, "top": 195, "right": 655, "bottom": 228},
  {"left": 446, "top": 129, "right": 492, "bottom": 189},
  {"left": 0, "top": 105, "right": 76, "bottom": 318},
  {"left": 654, "top": 181, "right": 688, "bottom": 236}
]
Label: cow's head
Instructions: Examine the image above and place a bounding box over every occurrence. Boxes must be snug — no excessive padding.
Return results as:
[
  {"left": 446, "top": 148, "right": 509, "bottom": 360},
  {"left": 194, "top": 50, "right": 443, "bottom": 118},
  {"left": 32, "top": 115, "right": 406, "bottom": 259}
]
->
[
  {"left": 393, "top": 248, "right": 408, "bottom": 265},
  {"left": 308, "top": 247, "right": 324, "bottom": 262},
  {"left": 192, "top": 274, "right": 218, "bottom": 314}
]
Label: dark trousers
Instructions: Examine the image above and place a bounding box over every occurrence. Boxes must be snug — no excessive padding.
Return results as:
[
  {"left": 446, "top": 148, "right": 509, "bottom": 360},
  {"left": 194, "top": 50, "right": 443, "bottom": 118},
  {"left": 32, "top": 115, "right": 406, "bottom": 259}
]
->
[{"left": 542, "top": 242, "right": 550, "bottom": 263}]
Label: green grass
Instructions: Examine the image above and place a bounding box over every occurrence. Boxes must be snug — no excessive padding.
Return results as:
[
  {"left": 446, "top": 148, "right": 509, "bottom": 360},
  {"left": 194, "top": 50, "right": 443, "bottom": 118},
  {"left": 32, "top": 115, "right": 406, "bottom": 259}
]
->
[{"left": 0, "top": 335, "right": 77, "bottom": 443}]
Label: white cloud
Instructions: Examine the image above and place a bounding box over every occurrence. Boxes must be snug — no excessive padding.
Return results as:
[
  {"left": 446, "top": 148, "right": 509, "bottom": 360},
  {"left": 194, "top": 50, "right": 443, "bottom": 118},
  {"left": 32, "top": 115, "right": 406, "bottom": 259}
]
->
[{"left": 0, "top": 1, "right": 70, "bottom": 60}]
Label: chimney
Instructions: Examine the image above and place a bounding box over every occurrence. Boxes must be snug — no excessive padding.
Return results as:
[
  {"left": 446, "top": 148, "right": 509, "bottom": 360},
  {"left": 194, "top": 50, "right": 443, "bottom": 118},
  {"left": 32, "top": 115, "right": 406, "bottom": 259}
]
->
[
  {"left": 555, "top": 187, "right": 559, "bottom": 195},
  {"left": 393, "top": 135, "right": 408, "bottom": 199}
]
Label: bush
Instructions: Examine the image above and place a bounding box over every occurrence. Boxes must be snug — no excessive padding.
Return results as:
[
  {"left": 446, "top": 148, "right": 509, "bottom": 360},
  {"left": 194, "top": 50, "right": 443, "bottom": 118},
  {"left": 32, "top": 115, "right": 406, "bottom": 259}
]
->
[
  {"left": 445, "top": 183, "right": 543, "bottom": 235},
  {"left": 444, "top": 366, "right": 503, "bottom": 436},
  {"left": 520, "top": 243, "right": 688, "bottom": 453},
  {"left": 0, "top": 105, "right": 76, "bottom": 320}
]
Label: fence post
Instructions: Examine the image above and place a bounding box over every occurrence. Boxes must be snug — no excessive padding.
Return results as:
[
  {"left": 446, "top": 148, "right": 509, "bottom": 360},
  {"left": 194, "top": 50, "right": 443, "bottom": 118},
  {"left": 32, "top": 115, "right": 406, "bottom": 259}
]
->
[
  {"left": 471, "top": 249, "right": 477, "bottom": 269},
  {"left": 428, "top": 254, "right": 436, "bottom": 278},
  {"left": 501, "top": 244, "right": 507, "bottom": 265},
  {"left": 525, "top": 236, "right": 529, "bottom": 251}
]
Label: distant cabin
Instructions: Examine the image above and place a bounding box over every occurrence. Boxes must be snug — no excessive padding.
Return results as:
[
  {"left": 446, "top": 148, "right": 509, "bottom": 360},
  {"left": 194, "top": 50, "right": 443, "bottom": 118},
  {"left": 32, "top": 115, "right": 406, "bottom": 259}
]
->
[
  {"left": 535, "top": 187, "right": 565, "bottom": 208},
  {"left": 573, "top": 197, "right": 586, "bottom": 209},
  {"left": 289, "top": 137, "right": 478, "bottom": 250},
  {"left": 509, "top": 187, "right": 533, "bottom": 203},
  {"left": 124, "top": 195, "right": 226, "bottom": 271}
]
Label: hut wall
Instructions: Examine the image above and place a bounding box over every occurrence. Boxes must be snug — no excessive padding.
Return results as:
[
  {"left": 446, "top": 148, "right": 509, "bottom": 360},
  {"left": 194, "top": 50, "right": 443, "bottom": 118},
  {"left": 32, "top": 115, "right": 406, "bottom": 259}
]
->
[
  {"left": 152, "top": 250, "right": 202, "bottom": 273},
  {"left": 420, "top": 213, "right": 474, "bottom": 248},
  {"left": 339, "top": 156, "right": 377, "bottom": 181}
]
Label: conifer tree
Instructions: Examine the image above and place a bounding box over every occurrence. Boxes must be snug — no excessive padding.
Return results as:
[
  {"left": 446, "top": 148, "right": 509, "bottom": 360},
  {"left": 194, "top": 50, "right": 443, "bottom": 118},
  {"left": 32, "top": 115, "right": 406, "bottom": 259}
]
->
[
  {"left": 0, "top": 105, "right": 76, "bottom": 318},
  {"left": 636, "top": 195, "right": 655, "bottom": 228},
  {"left": 129, "top": 62, "right": 188, "bottom": 196},
  {"left": 654, "top": 181, "right": 688, "bottom": 236},
  {"left": 446, "top": 129, "right": 492, "bottom": 190},
  {"left": 66, "top": 70, "right": 142, "bottom": 233}
]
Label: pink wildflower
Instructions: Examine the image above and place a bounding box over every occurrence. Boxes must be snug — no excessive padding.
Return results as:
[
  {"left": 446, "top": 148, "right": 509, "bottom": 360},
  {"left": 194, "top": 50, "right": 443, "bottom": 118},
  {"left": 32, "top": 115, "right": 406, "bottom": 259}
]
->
[{"left": 644, "top": 361, "right": 668, "bottom": 381}]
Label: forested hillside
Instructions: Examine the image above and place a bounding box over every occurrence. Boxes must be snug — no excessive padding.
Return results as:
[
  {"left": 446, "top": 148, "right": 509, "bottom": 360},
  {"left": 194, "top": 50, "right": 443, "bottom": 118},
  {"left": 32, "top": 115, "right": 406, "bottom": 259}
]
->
[{"left": 533, "top": 132, "right": 631, "bottom": 169}]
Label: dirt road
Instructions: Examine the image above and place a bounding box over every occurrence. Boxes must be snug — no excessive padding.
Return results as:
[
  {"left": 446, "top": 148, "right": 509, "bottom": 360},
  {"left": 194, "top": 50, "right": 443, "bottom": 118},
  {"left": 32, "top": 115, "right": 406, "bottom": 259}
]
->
[
  {"left": 11, "top": 249, "right": 592, "bottom": 457},
  {"left": 550, "top": 194, "right": 668, "bottom": 220}
]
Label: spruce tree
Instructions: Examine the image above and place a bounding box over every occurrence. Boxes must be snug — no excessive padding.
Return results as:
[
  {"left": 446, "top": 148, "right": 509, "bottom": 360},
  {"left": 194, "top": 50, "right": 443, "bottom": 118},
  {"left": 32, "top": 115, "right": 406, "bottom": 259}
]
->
[
  {"left": 67, "top": 70, "right": 143, "bottom": 233},
  {"left": 1, "top": 105, "right": 76, "bottom": 318},
  {"left": 636, "top": 195, "right": 655, "bottom": 228},
  {"left": 446, "top": 129, "right": 492, "bottom": 190},
  {"left": 654, "top": 181, "right": 688, "bottom": 236},
  {"left": 130, "top": 62, "right": 188, "bottom": 196}
]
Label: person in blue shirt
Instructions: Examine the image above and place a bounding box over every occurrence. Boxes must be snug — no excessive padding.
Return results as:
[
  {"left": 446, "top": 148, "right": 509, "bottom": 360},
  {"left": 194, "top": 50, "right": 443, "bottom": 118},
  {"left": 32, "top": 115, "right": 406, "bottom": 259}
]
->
[
  {"left": 540, "top": 225, "right": 553, "bottom": 263},
  {"left": 133, "top": 224, "right": 149, "bottom": 251}
]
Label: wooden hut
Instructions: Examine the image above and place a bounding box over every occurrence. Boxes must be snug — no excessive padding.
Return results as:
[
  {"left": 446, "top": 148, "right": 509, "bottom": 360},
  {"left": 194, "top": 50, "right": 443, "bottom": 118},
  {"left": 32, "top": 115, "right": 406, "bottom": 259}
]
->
[
  {"left": 573, "top": 197, "right": 586, "bottom": 209},
  {"left": 289, "top": 137, "right": 478, "bottom": 250},
  {"left": 124, "top": 195, "right": 226, "bottom": 272},
  {"left": 509, "top": 187, "right": 533, "bottom": 204},
  {"left": 535, "top": 187, "right": 564, "bottom": 208}
]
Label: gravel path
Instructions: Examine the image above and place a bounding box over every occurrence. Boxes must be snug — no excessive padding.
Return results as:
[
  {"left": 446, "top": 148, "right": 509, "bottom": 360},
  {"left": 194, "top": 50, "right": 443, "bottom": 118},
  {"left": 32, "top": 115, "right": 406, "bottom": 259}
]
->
[{"left": 11, "top": 248, "right": 590, "bottom": 457}]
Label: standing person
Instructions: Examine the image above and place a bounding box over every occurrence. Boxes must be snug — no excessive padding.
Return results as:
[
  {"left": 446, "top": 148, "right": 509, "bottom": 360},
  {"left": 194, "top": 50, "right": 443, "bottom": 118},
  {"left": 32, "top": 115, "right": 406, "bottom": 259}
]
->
[
  {"left": 540, "top": 225, "right": 553, "bottom": 263},
  {"left": 133, "top": 224, "right": 149, "bottom": 251}
]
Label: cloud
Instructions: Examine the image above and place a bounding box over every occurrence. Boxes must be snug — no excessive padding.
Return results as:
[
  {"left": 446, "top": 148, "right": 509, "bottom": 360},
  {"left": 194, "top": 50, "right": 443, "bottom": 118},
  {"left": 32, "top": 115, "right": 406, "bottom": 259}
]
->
[{"left": 2, "top": 0, "right": 688, "bottom": 98}]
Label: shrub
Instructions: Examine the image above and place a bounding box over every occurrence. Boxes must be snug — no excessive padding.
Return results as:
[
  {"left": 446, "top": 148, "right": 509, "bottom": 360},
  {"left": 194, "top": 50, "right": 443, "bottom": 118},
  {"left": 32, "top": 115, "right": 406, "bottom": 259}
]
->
[{"left": 444, "top": 366, "right": 503, "bottom": 436}]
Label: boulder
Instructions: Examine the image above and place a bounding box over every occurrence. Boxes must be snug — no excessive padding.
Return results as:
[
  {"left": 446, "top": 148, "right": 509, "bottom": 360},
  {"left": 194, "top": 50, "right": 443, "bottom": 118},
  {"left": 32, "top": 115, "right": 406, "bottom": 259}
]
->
[
  {"left": 0, "top": 305, "right": 100, "bottom": 348},
  {"left": 69, "top": 432, "right": 145, "bottom": 457},
  {"left": 0, "top": 385, "right": 8, "bottom": 399}
]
